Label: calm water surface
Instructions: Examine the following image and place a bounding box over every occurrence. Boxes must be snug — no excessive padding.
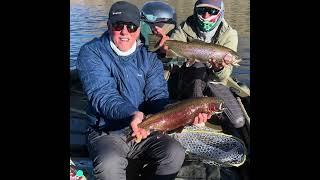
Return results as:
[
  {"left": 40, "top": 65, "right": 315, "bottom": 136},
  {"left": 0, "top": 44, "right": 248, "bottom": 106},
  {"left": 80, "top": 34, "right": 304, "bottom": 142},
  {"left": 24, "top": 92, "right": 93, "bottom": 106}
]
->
[{"left": 70, "top": 0, "right": 250, "bottom": 85}]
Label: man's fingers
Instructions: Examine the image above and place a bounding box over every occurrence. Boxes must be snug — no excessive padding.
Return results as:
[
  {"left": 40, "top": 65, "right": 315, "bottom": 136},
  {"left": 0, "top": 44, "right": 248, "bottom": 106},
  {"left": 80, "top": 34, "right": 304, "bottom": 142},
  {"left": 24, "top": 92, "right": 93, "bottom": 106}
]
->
[
  {"left": 131, "top": 124, "right": 138, "bottom": 132},
  {"left": 202, "top": 114, "right": 208, "bottom": 123},
  {"left": 201, "top": 113, "right": 208, "bottom": 123},
  {"left": 195, "top": 113, "right": 210, "bottom": 124},
  {"left": 155, "top": 26, "right": 165, "bottom": 36},
  {"left": 159, "top": 36, "right": 169, "bottom": 47},
  {"left": 193, "top": 116, "right": 199, "bottom": 125},
  {"left": 209, "top": 58, "right": 216, "bottom": 63},
  {"left": 154, "top": 26, "right": 169, "bottom": 47},
  {"left": 209, "top": 58, "right": 226, "bottom": 70},
  {"left": 224, "top": 53, "right": 233, "bottom": 64},
  {"left": 222, "top": 62, "right": 227, "bottom": 67},
  {"left": 199, "top": 113, "right": 206, "bottom": 123},
  {"left": 131, "top": 132, "right": 136, "bottom": 137},
  {"left": 132, "top": 128, "right": 150, "bottom": 139},
  {"left": 131, "top": 123, "right": 140, "bottom": 137},
  {"left": 136, "top": 133, "right": 142, "bottom": 139},
  {"left": 144, "top": 129, "right": 150, "bottom": 136}
]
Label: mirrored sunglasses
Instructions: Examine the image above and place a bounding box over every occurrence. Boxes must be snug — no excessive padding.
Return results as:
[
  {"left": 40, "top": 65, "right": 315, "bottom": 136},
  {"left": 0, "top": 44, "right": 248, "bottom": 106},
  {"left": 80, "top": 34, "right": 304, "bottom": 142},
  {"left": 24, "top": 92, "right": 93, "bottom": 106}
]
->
[
  {"left": 111, "top": 22, "right": 139, "bottom": 33},
  {"left": 196, "top": 7, "right": 219, "bottom": 16}
]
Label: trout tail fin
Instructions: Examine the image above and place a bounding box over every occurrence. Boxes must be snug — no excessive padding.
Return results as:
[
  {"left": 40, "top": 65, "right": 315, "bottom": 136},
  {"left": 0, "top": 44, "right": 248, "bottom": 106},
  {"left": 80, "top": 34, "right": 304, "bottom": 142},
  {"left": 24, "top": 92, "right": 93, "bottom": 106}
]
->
[
  {"left": 230, "top": 55, "right": 242, "bottom": 67},
  {"left": 232, "top": 58, "right": 241, "bottom": 67},
  {"left": 148, "top": 34, "right": 163, "bottom": 52}
]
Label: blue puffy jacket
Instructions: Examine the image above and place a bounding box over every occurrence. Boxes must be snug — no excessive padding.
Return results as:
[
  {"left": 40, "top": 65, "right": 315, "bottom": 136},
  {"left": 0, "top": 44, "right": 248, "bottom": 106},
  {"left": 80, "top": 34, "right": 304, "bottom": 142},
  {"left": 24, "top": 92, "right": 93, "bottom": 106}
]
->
[{"left": 77, "top": 31, "right": 169, "bottom": 130}]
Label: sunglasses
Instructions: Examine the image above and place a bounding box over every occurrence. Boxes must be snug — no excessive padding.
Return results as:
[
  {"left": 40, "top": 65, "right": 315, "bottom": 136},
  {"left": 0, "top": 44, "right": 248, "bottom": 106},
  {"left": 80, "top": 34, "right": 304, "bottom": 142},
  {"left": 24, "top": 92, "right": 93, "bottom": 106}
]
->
[
  {"left": 111, "top": 22, "right": 139, "bottom": 33},
  {"left": 196, "top": 7, "right": 220, "bottom": 16}
]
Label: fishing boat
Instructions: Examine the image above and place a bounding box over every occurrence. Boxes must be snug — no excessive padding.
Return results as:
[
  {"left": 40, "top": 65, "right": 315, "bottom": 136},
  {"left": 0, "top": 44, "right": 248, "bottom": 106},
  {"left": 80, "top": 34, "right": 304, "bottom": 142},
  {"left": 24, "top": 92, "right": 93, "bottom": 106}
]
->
[{"left": 70, "top": 66, "right": 250, "bottom": 180}]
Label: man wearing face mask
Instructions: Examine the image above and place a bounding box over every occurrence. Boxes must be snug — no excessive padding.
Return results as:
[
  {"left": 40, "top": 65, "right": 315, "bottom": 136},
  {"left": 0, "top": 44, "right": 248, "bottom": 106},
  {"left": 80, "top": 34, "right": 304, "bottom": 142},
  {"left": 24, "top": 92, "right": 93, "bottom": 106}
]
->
[
  {"left": 158, "top": 0, "right": 238, "bottom": 99},
  {"left": 76, "top": 1, "right": 211, "bottom": 180}
]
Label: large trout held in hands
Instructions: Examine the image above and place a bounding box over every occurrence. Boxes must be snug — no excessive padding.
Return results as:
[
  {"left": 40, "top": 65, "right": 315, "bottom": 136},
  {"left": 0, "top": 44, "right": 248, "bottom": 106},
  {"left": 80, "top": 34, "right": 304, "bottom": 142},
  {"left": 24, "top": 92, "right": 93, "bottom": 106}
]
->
[
  {"left": 129, "top": 97, "right": 224, "bottom": 143},
  {"left": 148, "top": 34, "right": 241, "bottom": 67}
]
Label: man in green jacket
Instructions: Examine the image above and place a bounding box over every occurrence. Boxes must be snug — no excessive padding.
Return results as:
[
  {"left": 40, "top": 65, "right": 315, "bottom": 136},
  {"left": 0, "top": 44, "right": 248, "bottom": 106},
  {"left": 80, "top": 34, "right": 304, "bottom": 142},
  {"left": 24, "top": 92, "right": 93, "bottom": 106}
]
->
[{"left": 158, "top": 0, "right": 239, "bottom": 99}]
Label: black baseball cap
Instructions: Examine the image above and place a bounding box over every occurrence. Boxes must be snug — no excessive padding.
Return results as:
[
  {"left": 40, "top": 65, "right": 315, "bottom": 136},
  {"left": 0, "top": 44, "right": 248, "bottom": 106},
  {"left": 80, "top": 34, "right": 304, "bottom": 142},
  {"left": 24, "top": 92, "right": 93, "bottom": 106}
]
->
[{"left": 108, "top": 1, "right": 140, "bottom": 26}]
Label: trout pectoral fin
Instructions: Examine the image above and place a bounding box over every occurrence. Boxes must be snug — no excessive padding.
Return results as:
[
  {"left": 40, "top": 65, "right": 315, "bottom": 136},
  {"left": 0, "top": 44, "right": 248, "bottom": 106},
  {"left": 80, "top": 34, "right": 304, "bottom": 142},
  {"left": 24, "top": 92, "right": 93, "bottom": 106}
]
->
[{"left": 165, "top": 49, "right": 179, "bottom": 58}]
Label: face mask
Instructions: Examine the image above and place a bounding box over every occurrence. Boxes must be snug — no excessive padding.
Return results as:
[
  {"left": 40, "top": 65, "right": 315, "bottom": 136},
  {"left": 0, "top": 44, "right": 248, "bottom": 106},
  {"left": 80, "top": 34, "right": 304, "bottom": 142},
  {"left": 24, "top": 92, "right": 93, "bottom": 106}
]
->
[
  {"left": 195, "top": 1, "right": 224, "bottom": 32},
  {"left": 196, "top": 12, "right": 222, "bottom": 32}
]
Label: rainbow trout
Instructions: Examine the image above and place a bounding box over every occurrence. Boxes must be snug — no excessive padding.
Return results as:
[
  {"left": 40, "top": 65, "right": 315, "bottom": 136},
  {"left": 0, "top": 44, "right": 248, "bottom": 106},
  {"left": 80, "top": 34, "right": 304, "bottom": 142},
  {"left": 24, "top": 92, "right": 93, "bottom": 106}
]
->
[
  {"left": 129, "top": 97, "right": 224, "bottom": 143},
  {"left": 148, "top": 34, "right": 241, "bottom": 67}
]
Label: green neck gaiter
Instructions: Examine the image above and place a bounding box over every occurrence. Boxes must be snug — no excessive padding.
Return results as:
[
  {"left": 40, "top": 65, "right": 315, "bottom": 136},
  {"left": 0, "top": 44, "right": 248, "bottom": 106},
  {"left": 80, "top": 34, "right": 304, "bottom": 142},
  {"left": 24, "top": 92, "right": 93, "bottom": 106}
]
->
[{"left": 196, "top": 14, "right": 222, "bottom": 32}]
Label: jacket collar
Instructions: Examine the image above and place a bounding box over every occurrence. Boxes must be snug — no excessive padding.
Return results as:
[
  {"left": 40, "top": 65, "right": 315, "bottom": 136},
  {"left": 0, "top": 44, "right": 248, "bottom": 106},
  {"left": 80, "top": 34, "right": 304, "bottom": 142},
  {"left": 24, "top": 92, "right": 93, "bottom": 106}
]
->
[{"left": 100, "top": 31, "right": 142, "bottom": 60}]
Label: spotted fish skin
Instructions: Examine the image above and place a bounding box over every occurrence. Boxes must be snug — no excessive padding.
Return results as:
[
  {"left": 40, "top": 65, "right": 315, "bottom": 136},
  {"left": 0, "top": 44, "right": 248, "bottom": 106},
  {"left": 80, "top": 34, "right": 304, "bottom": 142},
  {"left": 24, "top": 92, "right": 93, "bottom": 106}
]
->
[
  {"left": 138, "top": 97, "right": 224, "bottom": 132},
  {"left": 148, "top": 34, "right": 241, "bottom": 67}
]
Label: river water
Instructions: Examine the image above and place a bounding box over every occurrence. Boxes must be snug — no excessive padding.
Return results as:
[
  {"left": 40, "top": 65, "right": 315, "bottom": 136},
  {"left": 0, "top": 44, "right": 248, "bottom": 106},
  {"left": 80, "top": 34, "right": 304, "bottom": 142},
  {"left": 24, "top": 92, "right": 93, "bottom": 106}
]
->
[{"left": 70, "top": 0, "right": 250, "bottom": 85}]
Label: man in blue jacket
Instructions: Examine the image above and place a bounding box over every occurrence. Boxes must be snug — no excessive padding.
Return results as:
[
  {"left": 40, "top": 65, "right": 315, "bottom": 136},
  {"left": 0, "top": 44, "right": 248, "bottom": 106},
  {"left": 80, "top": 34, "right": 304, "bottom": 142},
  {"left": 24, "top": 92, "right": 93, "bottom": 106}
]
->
[{"left": 77, "top": 1, "right": 211, "bottom": 180}]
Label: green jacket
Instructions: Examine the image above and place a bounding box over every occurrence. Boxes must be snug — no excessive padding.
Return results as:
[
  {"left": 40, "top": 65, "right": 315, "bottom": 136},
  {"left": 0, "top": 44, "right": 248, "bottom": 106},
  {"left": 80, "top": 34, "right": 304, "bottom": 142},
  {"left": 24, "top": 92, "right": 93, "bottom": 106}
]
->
[{"left": 170, "top": 15, "right": 238, "bottom": 84}]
